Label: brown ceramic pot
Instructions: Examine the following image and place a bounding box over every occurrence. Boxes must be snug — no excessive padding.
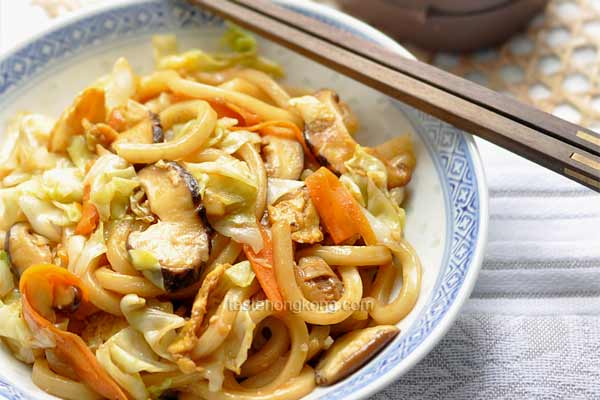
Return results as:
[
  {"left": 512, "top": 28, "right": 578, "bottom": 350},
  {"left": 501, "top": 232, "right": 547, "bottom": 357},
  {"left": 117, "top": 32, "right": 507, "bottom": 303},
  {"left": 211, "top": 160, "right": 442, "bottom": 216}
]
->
[
  {"left": 388, "top": 0, "right": 512, "bottom": 14},
  {"left": 338, "top": 0, "right": 549, "bottom": 52}
]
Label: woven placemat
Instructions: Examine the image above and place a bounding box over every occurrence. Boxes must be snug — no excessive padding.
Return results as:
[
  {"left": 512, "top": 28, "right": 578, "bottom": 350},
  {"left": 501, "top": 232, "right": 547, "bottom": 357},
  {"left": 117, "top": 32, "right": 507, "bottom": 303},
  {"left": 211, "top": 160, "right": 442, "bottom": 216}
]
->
[
  {"left": 413, "top": 0, "right": 600, "bottom": 131},
  {"left": 315, "top": 0, "right": 600, "bottom": 130}
]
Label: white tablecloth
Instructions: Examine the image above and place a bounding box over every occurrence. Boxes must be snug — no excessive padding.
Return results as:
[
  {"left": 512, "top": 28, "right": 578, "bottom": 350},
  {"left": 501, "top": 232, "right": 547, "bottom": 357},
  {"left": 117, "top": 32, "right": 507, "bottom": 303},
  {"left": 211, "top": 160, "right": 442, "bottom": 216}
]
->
[
  {"left": 374, "top": 139, "right": 600, "bottom": 399},
  {"left": 1, "top": 1, "right": 600, "bottom": 399}
]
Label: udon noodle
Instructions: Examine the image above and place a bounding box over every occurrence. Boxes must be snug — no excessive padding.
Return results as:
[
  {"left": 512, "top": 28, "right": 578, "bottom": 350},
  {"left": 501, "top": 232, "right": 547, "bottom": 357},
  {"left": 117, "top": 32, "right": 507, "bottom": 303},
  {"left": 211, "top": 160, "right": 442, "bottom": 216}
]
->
[{"left": 0, "top": 25, "right": 420, "bottom": 400}]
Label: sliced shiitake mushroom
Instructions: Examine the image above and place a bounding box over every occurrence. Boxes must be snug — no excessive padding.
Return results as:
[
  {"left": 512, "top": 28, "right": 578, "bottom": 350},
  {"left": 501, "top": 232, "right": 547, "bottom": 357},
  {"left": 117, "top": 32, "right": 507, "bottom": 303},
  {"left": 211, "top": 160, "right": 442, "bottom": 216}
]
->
[
  {"left": 315, "top": 325, "right": 399, "bottom": 386},
  {"left": 150, "top": 112, "right": 165, "bottom": 143},
  {"left": 294, "top": 256, "right": 343, "bottom": 304},
  {"left": 295, "top": 89, "right": 357, "bottom": 174},
  {"left": 137, "top": 161, "right": 202, "bottom": 217},
  {"left": 5, "top": 222, "right": 53, "bottom": 276},
  {"left": 127, "top": 161, "right": 208, "bottom": 292},
  {"left": 128, "top": 221, "right": 205, "bottom": 292},
  {"left": 262, "top": 135, "right": 304, "bottom": 180},
  {"left": 295, "top": 90, "right": 415, "bottom": 188},
  {"left": 373, "top": 136, "right": 416, "bottom": 188},
  {"left": 53, "top": 286, "right": 83, "bottom": 314}
]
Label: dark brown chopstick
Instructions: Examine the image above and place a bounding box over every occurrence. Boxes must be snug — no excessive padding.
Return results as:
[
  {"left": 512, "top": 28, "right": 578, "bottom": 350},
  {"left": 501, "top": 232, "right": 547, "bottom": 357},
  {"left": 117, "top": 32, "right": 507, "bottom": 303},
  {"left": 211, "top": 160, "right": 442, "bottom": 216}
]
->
[{"left": 191, "top": 0, "right": 600, "bottom": 193}]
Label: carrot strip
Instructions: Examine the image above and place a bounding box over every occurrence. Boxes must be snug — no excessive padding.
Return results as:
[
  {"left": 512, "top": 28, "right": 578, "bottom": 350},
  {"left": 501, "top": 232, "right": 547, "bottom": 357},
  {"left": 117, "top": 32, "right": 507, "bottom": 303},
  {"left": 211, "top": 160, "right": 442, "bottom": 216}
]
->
[
  {"left": 207, "top": 99, "right": 262, "bottom": 126},
  {"left": 223, "top": 101, "right": 262, "bottom": 126},
  {"left": 75, "top": 202, "right": 99, "bottom": 236},
  {"left": 305, "top": 167, "right": 377, "bottom": 245},
  {"left": 243, "top": 225, "right": 284, "bottom": 310},
  {"left": 20, "top": 264, "right": 127, "bottom": 400}
]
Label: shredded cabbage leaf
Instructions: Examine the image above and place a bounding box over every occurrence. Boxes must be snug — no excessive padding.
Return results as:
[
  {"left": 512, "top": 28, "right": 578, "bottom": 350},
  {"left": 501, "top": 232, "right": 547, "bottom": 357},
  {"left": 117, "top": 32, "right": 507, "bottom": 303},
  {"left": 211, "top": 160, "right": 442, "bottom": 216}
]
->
[
  {"left": 221, "top": 23, "right": 257, "bottom": 53},
  {"left": 0, "top": 294, "right": 38, "bottom": 363},
  {"left": 66, "top": 134, "right": 95, "bottom": 171},
  {"left": 223, "top": 260, "right": 255, "bottom": 289},
  {"left": 203, "top": 117, "right": 237, "bottom": 149},
  {"left": 221, "top": 304, "right": 256, "bottom": 374},
  {"left": 340, "top": 146, "right": 406, "bottom": 248},
  {"left": 0, "top": 113, "right": 59, "bottom": 179},
  {"left": 186, "top": 155, "right": 263, "bottom": 252},
  {"left": 0, "top": 168, "right": 83, "bottom": 239},
  {"left": 267, "top": 178, "right": 305, "bottom": 205},
  {"left": 97, "top": 327, "right": 175, "bottom": 400},
  {"left": 0, "top": 251, "right": 14, "bottom": 298},
  {"left": 344, "top": 145, "right": 388, "bottom": 189},
  {"left": 192, "top": 302, "right": 257, "bottom": 392},
  {"left": 0, "top": 187, "right": 24, "bottom": 231},
  {"left": 18, "top": 195, "right": 66, "bottom": 242},
  {"left": 120, "top": 294, "right": 185, "bottom": 361},
  {"left": 105, "top": 57, "right": 139, "bottom": 112},
  {"left": 217, "top": 129, "right": 261, "bottom": 154},
  {"left": 154, "top": 24, "right": 283, "bottom": 77},
  {"left": 67, "top": 226, "right": 106, "bottom": 277},
  {"left": 42, "top": 167, "right": 84, "bottom": 203},
  {"left": 84, "top": 154, "right": 140, "bottom": 221},
  {"left": 128, "top": 249, "right": 164, "bottom": 290}
]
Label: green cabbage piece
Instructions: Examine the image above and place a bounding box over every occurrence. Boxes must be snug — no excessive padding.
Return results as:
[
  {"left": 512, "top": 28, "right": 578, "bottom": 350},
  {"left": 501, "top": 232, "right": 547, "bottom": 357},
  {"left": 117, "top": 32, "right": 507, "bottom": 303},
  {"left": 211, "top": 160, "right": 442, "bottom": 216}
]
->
[
  {"left": 190, "top": 304, "right": 258, "bottom": 392},
  {"left": 344, "top": 145, "right": 388, "bottom": 189},
  {"left": 105, "top": 57, "right": 138, "bottom": 112},
  {"left": 221, "top": 306, "right": 257, "bottom": 374},
  {"left": 128, "top": 249, "right": 164, "bottom": 290},
  {"left": 0, "top": 251, "right": 14, "bottom": 298},
  {"left": 221, "top": 22, "right": 257, "bottom": 53},
  {"left": 0, "top": 113, "right": 59, "bottom": 179},
  {"left": 42, "top": 167, "right": 84, "bottom": 203},
  {"left": 1, "top": 168, "right": 83, "bottom": 239},
  {"left": 366, "top": 179, "right": 405, "bottom": 235},
  {"left": 186, "top": 155, "right": 263, "bottom": 252},
  {"left": 66, "top": 135, "right": 95, "bottom": 170},
  {"left": 0, "top": 295, "right": 37, "bottom": 363},
  {"left": 0, "top": 178, "right": 74, "bottom": 239},
  {"left": 68, "top": 224, "right": 106, "bottom": 277},
  {"left": 340, "top": 147, "right": 406, "bottom": 248},
  {"left": 18, "top": 194, "right": 67, "bottom": 242},
  {"left": 0, "top": 115, "right": 22, "bottom": 178},
  {"left": 84, "top": 154, "right": 140, "bottom": 221},
  {"left": 96, "top": 327, "right": 176, "bottom": 400},
  {"left": 223, "top": 260, "right": 255, "bottom": 289},
  {"left": 120, "top": 294, "right": 185, "bottom": 361},
  {"left": 0, "top": 187, "right": 24, "bottom": 231},
  {"left": 52, "top": 201, "right": 82, "bottom": 225},
  {"left": 216, "top": 129, "right": 261, "bottom": 154},
  {"left": 266, "top": 178, "right": 305, "bottom": 205},
  {"left": 154, "top": 24, "right": 283, "bottom": 77}
]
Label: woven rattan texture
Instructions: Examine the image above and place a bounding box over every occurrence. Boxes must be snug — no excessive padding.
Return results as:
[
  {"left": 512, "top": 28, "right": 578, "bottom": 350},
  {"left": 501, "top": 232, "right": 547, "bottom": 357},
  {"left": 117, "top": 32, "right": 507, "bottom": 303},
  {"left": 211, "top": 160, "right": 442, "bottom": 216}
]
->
[
  {"left": 405, "top": 0, "right": 600, "bottom": 130},
  {"left": 314, "top": 0, "right": 600, "bottom": 130}
]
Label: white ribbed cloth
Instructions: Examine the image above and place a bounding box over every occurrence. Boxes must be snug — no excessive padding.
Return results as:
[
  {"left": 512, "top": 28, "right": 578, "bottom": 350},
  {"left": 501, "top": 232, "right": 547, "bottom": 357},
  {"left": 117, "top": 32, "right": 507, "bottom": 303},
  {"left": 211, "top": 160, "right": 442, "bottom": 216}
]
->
[
  {"left": 2, "top": 2, "right": 600, "bottom": 399},
  {"left": 375, "top": 138, "right": 600, "bottom": 399}
]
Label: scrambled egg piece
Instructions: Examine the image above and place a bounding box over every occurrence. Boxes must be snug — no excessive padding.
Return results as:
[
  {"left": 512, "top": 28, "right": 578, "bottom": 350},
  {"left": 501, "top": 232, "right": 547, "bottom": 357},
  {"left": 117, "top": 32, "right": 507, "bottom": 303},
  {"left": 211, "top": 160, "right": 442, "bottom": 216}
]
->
[{"left": 268, "top": 187, "right": 323, "bottom": 244}]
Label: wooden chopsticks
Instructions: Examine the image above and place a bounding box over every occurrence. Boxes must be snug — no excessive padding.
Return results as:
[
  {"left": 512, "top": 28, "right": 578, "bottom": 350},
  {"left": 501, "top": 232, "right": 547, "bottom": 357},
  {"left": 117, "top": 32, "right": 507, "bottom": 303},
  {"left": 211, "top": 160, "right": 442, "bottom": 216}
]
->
[{"left": 191, "top": 0, "right": 600, "bottom": 192}]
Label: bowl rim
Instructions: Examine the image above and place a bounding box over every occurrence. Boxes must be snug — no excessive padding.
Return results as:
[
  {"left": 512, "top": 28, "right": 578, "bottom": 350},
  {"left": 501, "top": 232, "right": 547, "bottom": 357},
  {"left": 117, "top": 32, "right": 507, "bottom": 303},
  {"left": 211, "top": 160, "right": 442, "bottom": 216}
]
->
[{"left": 0, "top": 1, "right": 489, "bottom": 399}]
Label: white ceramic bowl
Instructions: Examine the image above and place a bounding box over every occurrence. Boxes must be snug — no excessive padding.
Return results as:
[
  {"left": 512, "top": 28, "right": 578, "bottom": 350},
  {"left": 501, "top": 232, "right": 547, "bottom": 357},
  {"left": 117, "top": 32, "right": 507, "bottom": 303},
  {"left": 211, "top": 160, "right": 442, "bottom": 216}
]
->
[{"left": 0, "top": 1, "right": 488, "bottom": 399}]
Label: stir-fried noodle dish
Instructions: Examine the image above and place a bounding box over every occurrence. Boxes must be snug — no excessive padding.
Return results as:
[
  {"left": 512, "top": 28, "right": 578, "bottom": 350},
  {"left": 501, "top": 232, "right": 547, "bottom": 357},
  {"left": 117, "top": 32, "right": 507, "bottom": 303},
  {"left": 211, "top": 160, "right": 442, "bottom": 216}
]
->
[{"left": 0, "top": 26, "right": 421, "bottom": 400}]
